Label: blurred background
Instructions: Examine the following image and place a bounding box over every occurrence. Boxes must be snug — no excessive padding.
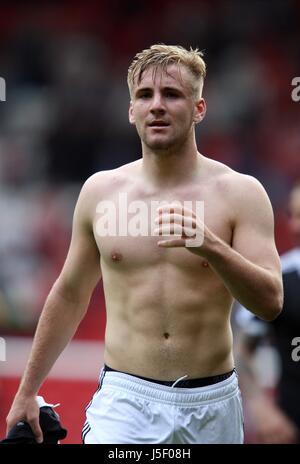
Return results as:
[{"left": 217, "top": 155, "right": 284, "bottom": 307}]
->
[{"left": 0, "top": 0, "right": 299, "bottom": 444}]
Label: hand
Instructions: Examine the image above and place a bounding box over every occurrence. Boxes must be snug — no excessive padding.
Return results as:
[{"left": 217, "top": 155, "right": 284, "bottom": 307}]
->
[
  {"left": 251, "top": 398, "right": 298, "bottom": 444},
  {"left": 6, "top": 393, "right": 43, "bottom": 443},
  {"left": 154, "top": 204, "right": 214, "bottom": 255}
]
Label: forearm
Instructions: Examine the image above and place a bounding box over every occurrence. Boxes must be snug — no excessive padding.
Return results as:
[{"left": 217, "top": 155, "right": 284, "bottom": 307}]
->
[
  {"left": 202, "top": 237, "right": 282, "bottom": 320},
  {"left": 17, "top": 281, "right": 89, "bottom": 397}
]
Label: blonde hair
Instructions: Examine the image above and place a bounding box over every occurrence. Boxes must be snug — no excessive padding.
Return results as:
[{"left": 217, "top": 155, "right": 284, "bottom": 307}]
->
[{"left": 127, "top": 44, "right": 206, "bottom": 100}]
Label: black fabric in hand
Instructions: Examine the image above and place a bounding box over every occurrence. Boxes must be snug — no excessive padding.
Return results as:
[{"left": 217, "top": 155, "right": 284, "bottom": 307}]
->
[{"left": 1, "top": 406, "right": 67, "bottom": 444}]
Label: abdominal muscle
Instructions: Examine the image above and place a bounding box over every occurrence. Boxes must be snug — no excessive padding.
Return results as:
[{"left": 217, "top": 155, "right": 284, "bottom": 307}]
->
[{"left": 102, "top": 264, "right": 235, "bottom": 380}]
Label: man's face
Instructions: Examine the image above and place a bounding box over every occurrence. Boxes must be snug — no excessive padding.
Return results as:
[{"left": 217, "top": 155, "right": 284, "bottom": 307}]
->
[
  {"left": 129, "top": 64, "right": 205, "bottom": 152},
  {"left": 288, "top": 188, "right": 300, "bottom": 245}
]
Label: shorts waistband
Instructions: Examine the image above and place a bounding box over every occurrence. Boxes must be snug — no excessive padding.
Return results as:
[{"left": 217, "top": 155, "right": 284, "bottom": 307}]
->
[
  {"left": 99, "top": 368, "right": 239, "bottom": 406},
  {"left": 104, "top": 364, "right": 234, "bottom": 388}
]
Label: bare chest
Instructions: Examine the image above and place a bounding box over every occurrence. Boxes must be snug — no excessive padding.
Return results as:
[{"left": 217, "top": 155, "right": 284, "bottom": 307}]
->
[{"left": 92, "top": 183, "right": 233, "bottom": 270}]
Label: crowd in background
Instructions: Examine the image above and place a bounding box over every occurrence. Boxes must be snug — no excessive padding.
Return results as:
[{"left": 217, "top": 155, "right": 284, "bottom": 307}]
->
[{"left": 0, "top": 0, "right": 299, "bottom": 332}]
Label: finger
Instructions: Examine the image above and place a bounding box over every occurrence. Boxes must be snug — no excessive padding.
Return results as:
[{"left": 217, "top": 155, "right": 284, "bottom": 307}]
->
[
  {"left": 179, "top": 206, "right": 197, "bottom": 219},
  {"left": 158, "top": 238, "right": 186, "bottom": 247},
  {"left": 154, "top": 221, "right": 197, "bottom": 239},
  {"left": 6, "top": 420, "right": 15, "bottom": 436},
  {"left": 155, "top": 214, "right": 196, "bottom": 228},
  {"left": 280, "top": 431, "right": 296, "bottom": 444},
  {"left": 28, "top": 417, "right": 43, "bottom": 443},
  {"left": 154, "top": 224, "right": 183, "bottom": 236},
  {"left": 157, "top": 205, "right": 184, "bottom": 215},
  {"left": 158, "top": 205, "right": 197, "bottom": 219},
  {"left": 6, "top": 413, "right": 23, "bottom": 435},
  {"left": 154, "top": 225, "right": 198, "bottom": 240},
  {"left": 155, "top": 213, "right": 183, "bottom": 225}
]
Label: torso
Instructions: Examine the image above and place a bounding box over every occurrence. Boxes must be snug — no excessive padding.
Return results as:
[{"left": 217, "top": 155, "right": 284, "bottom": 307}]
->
[{"left": 89, "top": 155, "right": 239, "bottom": 379}]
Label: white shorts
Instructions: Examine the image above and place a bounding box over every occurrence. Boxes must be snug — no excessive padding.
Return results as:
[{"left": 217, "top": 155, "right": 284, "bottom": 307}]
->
[{"left": 82, "top": 369, "right": 244, "bottom": 444}]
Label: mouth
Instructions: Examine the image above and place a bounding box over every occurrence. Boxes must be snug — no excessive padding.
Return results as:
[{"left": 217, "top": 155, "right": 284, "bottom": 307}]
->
[{"left": 148, "top": 121, "right": 170, "bottom": 129}]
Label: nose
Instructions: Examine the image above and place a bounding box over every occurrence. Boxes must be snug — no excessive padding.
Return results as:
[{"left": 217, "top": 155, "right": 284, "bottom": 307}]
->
[{"left": 150, "top": 93, "right": 165, "bottom": 115}]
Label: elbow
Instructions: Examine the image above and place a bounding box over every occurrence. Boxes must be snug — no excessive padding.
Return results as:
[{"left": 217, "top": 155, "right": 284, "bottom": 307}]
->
[
  {"left": 52, "top": 278, "right": 90, "bottom": 306},
  {"left": 260, "top": 287, "right": 284, "bottom": 322}
]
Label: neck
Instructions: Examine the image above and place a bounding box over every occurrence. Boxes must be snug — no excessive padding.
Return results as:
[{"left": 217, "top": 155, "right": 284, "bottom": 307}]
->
[{"left": 141, "top": 133, "right": 201, "bottom": 187}]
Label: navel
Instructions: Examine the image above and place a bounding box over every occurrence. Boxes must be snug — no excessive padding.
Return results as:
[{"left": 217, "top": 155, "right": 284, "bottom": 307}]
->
[{"left": 163, "top": 332, "right": 170, "bottom": 339}]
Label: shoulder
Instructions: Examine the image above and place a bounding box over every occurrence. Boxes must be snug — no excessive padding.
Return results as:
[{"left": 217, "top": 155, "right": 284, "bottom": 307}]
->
[
  {"left": 231, "top": 174, "right": 273, "bottom": 228},
  {"left": 204, "top": 157, "right": 270, "bottom": 207},
  {"left": 203, "top": 157, "right": 261, "bottom": 190},
  {"left": 81, "top": 160, "right": 141, "bottom": 195},
  {"left": 203, "top": 158, "right": 274, "bottom": 232},
  {"left": 221, "top": 170, "right": 268, "bottom": 202},
  {"left": 231, "top": 173, "right": 272, "bottom": 215}
]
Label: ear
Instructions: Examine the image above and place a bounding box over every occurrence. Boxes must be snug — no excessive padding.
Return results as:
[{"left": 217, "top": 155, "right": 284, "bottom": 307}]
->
[
  {"left": 193, "top": 98, "right": 206, "bottom": 124},
  {"left": 129, "top": 101, "right": 135, "bottom": 125}
]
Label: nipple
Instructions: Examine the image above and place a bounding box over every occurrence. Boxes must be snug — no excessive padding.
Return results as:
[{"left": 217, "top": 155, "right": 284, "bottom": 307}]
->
[
  {"left": 111, "top": 252, "right": 122, "bottom": 262},
  {"left": 202, "top": 260, "right": 209, "bottom": 268}
]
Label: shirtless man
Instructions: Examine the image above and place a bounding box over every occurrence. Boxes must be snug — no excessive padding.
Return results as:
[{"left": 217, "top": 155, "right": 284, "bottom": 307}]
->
[{"left": 6, "top": 44, "right": 283, "bottom": 444}]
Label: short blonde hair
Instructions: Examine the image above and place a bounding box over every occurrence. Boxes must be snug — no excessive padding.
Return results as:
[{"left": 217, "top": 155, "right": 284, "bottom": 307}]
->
[{"left": 127, "top": 44, "right": 206, "bottom": 99}]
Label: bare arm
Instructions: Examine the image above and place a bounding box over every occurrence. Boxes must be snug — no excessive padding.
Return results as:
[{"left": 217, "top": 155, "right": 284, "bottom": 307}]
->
[
  {"left": 157, "top": 175, "right": 283, "bottom": 321},
  {"left": 6, "top": 175, "right": 101, "bottom": 441},
  {"left": 208, "top": 176, "right": 283, "bottom": 320}
]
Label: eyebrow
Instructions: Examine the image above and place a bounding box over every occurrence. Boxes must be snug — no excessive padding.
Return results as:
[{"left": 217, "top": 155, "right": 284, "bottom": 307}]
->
[{"left": 135, "top": 87, "right": 152, "bottom": 95}]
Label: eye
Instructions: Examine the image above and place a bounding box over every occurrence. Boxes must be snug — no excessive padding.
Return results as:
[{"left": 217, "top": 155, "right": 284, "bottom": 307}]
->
[
  {"left": 138, "top": 92, "right": 152, "bottom": 99},
  {"left": 165, "top": 91, "right": 179, "bottom": 98}
]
